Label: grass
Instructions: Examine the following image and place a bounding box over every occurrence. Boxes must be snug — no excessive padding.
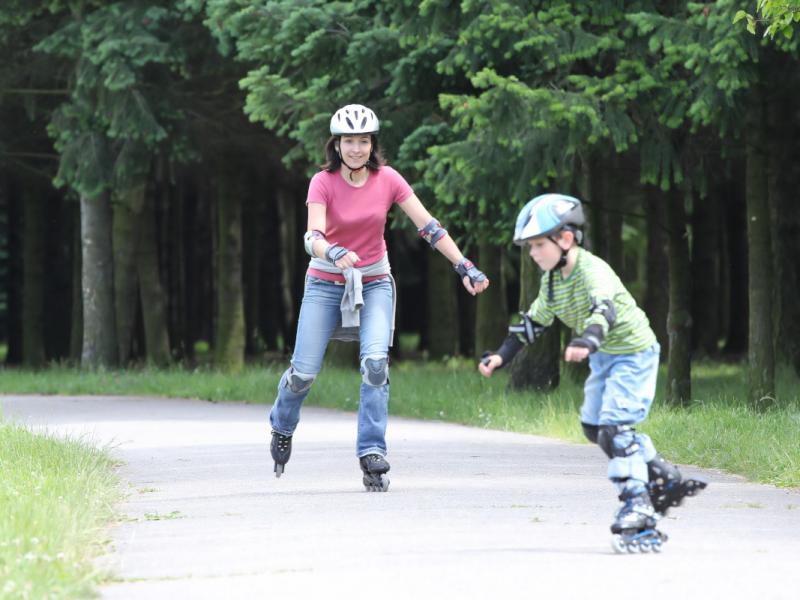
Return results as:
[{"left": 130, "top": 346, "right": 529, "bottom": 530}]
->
[
  {"left": 0, "top": 422, "right": 120, "bottom": 600},
  {"left": 1, "top": 359, "right": 799, "bottom": 490}
]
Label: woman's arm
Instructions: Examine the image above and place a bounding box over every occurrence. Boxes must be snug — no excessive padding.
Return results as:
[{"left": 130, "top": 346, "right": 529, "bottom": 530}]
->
[{"left": 398, "top": 194, "right": 489, "bottom": 294}]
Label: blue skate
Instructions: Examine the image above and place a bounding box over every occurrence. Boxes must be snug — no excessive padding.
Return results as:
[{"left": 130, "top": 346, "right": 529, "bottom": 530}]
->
[{"left": 610, "top": 489, "right": 668, "bottom": 554}]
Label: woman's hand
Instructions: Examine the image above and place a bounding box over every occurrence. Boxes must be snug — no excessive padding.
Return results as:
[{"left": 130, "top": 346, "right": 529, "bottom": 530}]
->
[
  {"left": 462, "top": 276, "right": 490, "bottom": 295},
  {"left": 335, "top": 251, "right": 360, "bottom": 270}
]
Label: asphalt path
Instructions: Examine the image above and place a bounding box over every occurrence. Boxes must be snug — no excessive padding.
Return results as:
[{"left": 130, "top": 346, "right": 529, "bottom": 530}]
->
[{"left": 2, "top": 395, "right": 799, "bottom": 600}]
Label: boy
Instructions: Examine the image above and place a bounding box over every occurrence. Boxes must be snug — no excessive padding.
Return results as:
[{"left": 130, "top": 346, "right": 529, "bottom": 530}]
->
[{"left": 479, "top": 194, "right": 706, "bottom": 553}]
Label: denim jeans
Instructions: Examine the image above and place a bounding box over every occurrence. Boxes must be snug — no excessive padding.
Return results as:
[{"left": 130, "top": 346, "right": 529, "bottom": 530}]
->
[
  {"left": 580, "top": 343, "right": 660, "bottom": 492},
  {"left": 269, "top": 275, "right": 393, "bottom": 457}
]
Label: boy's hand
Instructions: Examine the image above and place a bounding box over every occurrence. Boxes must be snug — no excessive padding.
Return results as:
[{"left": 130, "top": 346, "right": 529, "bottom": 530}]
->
[
  {"left": 478, "top": 354, "right": 503, "bottom": 377},
  {"left": 564, "top": 346, "right": 590, "bottom": 362}
]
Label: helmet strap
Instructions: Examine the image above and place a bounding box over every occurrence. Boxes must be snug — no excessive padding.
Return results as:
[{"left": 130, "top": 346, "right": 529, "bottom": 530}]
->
[{"left": 547, "top": 235, "right": 569, "bottom": 302}]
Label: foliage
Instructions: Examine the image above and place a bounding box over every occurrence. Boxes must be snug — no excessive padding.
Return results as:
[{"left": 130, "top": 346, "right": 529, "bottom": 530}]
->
[{"left": 736, "top": 0, "right": 800, "bottom": 39}]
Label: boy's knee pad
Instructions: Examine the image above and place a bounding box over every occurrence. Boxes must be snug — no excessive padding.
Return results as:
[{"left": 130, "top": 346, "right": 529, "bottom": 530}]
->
[
  {"left": 597, "top": 424, "right": 640, "bottom": 459},
  {"left": 581, "top": 422, "right": 599, "bottom": 444},
  {"left": 282, "top": 366, "right": 316, "bottom": 393},
  {"left": 361, "top": 354, "right": 389, "bottom": 386}
]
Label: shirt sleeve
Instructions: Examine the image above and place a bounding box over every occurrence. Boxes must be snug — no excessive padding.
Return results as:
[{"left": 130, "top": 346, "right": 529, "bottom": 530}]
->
[
  {"left": 385, "top": 166, "right": 414, "bottom": 204},
  {"left": 528, "top": 274, "right": 555, "bottom": 326},
  {"left": 306, "top": 172, "right": 329, "bottom": 206}
]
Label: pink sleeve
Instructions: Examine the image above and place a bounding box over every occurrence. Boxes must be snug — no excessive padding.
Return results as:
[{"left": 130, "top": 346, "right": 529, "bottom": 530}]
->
[
  {"left": 385, "top": 167, "right": 414, "bottom": 204},
  {"left": 306, "top": 172, "right": 328, "bottom": 205}
]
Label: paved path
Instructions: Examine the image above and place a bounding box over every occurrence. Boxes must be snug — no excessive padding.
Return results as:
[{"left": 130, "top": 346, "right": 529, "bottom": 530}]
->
[{"left": 2, "top": 395, "right": 799, "bottom": 599}]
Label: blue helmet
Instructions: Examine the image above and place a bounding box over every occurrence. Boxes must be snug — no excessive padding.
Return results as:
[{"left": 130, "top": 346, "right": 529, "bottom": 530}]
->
[{"left": 513, "top": 194, "right": 585, "bottom": 246}]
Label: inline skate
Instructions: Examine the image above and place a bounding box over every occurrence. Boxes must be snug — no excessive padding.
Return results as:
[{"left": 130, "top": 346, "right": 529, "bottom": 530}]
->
[
  {"left": 359, "top": 454, "right": 390, "bottom": 492},
  {"left": 271, "top": 431, "right": 292, "bottom": 478}
]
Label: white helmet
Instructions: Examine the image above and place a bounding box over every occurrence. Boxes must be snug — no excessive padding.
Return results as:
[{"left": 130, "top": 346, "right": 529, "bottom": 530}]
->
[{"left": 330, "top": 104, "right": 380, "bottom": 135}]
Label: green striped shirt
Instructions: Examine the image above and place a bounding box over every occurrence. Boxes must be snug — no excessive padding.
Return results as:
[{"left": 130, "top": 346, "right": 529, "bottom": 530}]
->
[{"left": 528, "top": 248, "right": 656, "bottom": 354}]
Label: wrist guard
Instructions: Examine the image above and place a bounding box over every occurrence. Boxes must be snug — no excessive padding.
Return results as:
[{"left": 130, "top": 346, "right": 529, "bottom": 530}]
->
[
  {"left": 568, "top": 324, "right": 604, "bottom": 353},
  {"left": 454, "top": 258, "right": 487, "bottom": 285},
  {"left": 324, "top": 243, "right": 349, "bottom": 265}
]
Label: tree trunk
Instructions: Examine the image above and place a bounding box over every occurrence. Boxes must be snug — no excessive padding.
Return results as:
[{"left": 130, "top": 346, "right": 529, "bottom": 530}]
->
[
  {"left": 722, "top": 169, "right": 748, "bottom": 355},
  {"left": 690, "top": 191, "right": 721, "bottom": 356},
  {"left": 643, "top": 191, "right": 669, "bottom": 355},
  {"left": 243, "top": 191, "right": 261, "bottom": 356},
  {"left": 214, "top": 187, "right": 245, "bottom": 371},
  {"left": 426, "top": 251, "right": 459, "bottom": 358},
  {"left": 509, "top": 247, "right": 560, "bottom": 391},
  {"left": 5, "top": 175, "right": 22, "bottom": 365},
  {"left": 138, "top": 189, "right": 171, "bottom": 366},
  {"left": 745, "top": 90, "right": 775, "bottom": 408},
  {"left": 22, "top": 184, "right": 46, "bottom": 367},
  {"left": 81, "top": 193, "right": 118, "bottom": 368},
  {"left": 474, "top": 237, "right": 507, "bottom": 358},
  {"left": 112, "top": 186, "right": 143, "bottom": 364},
  {"left": 664, "top": 187, "right": 691, "bottom": 405},
  {"left": 276, "top": 188, "right": 297, "bottom": 350},
  {"left": 70, "top": 201, "right": 83, "bottom": 362}
]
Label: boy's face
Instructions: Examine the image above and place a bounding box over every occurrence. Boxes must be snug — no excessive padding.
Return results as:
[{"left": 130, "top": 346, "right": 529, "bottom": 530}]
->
[{"left": 527, "top": 234, "right": 570, "bottom": 270}]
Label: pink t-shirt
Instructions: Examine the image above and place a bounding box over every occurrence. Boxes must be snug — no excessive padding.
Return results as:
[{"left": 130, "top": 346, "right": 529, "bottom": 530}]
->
[{"left": 307, "top": 166, "right": 413, "bottom": 282}]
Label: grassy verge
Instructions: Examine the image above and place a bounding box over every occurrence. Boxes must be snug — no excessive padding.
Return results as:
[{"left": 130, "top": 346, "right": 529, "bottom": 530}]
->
[
  {"left": 0, "top": 422, "right": 120, "bottom": 599},
  {"left": 1, "top": 360, "right": 798, "bottom": 488}
]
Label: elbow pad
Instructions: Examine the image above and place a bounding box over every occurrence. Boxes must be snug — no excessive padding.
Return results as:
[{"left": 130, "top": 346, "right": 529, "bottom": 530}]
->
[
  {"left": 590, "top": 298, "right": 617, "bottom": 329},
  {"left": 418, "top": 218, "right": 448, "bottom": 249},
  {"left": 303, "top": 230, "right": 326, "bottom": 257},
  {"left": 508, "top": 313, "right": 546, "bottom": 344}
]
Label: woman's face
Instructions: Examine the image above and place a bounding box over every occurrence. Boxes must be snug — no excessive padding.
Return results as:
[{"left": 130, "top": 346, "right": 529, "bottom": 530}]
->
[{"left": 338, "top": 135, "right": 372, "bottom": 166}]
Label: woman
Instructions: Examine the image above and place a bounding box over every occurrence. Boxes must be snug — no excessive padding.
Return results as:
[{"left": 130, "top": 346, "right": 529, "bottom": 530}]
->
[{"left": 270, "top": 104, "right": 489, "bottom": 491}]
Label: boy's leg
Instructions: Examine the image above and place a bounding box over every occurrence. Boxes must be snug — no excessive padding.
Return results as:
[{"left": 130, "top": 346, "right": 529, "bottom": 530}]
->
[
  {"left": 597, "top": 344, "right": 660, "bottom": 497},
  {"left": 269, "top": 278, "right": 341, "bottom": 436},
  {"left": 356, "top": 278, "right": 393, "bottom": 458}
]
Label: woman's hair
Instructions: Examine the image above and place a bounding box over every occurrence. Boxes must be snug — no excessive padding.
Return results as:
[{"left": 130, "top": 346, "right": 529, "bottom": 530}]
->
[{"left": 321, "top": 134, "right": 385, "bottom": 173}]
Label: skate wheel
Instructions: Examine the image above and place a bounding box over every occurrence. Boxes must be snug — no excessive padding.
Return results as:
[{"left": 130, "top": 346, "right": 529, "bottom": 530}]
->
[
  {"left": 274, "top": 463, "right": 284, "bottom": 478},
  {"left": 611, "top": 535, "right": 627, "bottom": 554},
  {"left": 639, "top": 539, "right": 651, "bottom": 553},
  {"left": 626, "top": 541, "right": 639, "bottom": 553},
  {"left": 363, "top": 477, "right": 390, "bottom": 492},
  {"left": 651, "top": 538, "right": 663, "bottom": 553}
]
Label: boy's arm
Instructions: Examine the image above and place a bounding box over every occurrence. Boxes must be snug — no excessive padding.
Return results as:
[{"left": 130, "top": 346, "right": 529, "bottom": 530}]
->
[
  {"left": 480, "top": 313, "right": 547, "bottom": 368},
  {"left": 568, "top": 296, "right": 616, "bottom": 354}
]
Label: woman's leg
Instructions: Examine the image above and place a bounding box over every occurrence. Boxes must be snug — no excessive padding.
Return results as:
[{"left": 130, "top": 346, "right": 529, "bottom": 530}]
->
[
  {"left": 269, "top": 277, "right": 342, "bottom": 435},
  {"left": 355, "top": 278, "right": 393, "bottom": 457}
]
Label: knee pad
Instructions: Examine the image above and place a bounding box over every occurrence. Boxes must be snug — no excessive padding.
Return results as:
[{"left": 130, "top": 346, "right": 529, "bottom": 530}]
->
[
  {"left": 361, "top": 355, "right": 389, "bottom": 386},
  {"left": 282, "top": 366, "right": 316, "bottom": 394},
  {"left": 597, "top": 425, "right": 641, "bottom": 460},
  {"left": 581, "top": 422, "right": 599, "bottom": 444}
]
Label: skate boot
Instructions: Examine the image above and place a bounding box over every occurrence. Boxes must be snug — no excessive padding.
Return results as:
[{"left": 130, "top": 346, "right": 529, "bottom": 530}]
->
[
  {"left": 647, "top": 454, "right": 708, "bottom": 516},
  {"left": 270, "top": 431, "right": 292, "bottom": 478},
  {"left": 610, "top": 488, "right": 667, "bottom": 554},
  {"left": 359, "top": 454, "right": 390, "bottom": 492}
]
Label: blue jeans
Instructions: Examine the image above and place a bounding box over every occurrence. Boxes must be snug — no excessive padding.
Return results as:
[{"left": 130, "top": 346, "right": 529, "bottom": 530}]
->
[
  {"left": 269, "top": 275, "right": 393, "bottom": 457},
  {"left": 580, "top": 343, "right": 660, "bottom": 492}
]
